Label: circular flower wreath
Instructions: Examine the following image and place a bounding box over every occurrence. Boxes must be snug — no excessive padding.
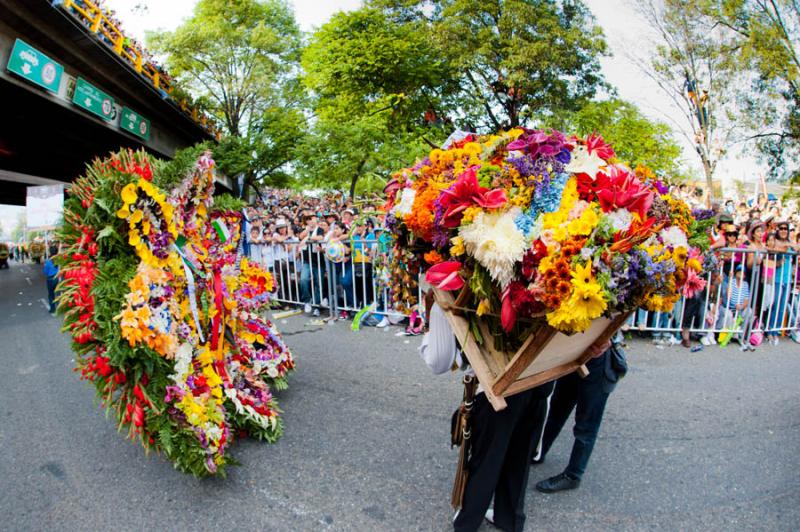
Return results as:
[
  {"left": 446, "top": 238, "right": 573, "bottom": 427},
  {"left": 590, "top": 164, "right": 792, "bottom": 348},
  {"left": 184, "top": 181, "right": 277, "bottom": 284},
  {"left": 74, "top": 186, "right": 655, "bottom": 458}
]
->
[{"left": 57, "top": 149, "right": 294, "bottom": 477}]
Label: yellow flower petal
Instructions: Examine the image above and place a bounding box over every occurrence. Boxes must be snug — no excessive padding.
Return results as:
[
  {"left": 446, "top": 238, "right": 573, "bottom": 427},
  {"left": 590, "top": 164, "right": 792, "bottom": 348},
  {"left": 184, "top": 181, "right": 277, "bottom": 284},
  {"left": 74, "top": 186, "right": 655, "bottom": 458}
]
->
[{"left": 121, "top": 183, "right": 137, "bottom": 204}]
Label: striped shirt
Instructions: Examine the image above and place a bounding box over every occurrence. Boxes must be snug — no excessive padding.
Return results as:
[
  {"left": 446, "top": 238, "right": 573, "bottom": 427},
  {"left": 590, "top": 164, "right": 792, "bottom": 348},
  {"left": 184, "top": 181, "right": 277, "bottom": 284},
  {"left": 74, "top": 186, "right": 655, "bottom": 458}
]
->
[{"left": 727, "top": 280, "right": 750, "bottom": 310}]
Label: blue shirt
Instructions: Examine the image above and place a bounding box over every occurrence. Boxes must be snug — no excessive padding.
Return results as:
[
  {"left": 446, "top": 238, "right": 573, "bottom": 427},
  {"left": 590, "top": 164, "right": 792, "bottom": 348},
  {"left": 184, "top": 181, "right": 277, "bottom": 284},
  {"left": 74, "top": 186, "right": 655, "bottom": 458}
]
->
[{"left": 43, "top": 258, "right": 59, "bottom": 279}]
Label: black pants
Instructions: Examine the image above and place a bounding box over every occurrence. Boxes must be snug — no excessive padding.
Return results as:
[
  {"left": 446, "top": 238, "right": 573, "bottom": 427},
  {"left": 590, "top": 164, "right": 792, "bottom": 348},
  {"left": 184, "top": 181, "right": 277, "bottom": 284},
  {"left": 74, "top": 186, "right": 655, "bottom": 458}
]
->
[
  {"left": 539, "top": 357, "right": 610, "bottom": 480},
  {"left": 454, "top": 382, "right": 553, "bottom": 532}
]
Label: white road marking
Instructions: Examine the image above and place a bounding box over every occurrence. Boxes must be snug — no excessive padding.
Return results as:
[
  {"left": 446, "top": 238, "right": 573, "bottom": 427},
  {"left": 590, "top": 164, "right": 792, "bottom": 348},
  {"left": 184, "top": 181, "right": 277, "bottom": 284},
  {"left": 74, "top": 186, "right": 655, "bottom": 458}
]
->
[
  {"left": 40, "top": 298, "right": 50, "bottom": 311},
  {"left": 18, "top": 364, "right": 39, "bottom": 375},
  {"left": 25, "top": 277, "right": 32, "bottom": 285}
]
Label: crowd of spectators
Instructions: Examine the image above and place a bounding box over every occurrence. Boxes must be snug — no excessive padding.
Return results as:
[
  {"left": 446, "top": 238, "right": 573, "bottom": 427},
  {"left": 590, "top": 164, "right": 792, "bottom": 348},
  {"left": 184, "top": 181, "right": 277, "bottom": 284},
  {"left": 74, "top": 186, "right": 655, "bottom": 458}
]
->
[
  {"left": 242, "top": 190, "right": 395, "bottom": 324},
  {"left": 243, "top": 185, "right": 800, "bottom": 345},
  {"left": 626, "top": 186, "right": 800, "bottom": 349}
]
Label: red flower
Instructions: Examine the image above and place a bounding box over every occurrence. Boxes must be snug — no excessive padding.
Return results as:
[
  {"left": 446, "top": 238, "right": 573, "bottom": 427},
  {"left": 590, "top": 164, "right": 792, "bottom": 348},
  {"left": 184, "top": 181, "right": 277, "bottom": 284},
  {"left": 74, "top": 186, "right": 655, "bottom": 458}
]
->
[
  {"left": 585, "top": 133, "right": 615, "bottom": 161},
  {"left": 576, "top": 171, "right": 611, "bottom": 202},
  {"left": 508, "top": 281, "right": 543, "bottom": 317},
  {"left": 521, "top": 240, "right": 548, "bottom": 280},
  {"left": 438, "top": 168, "right": 507, "bottom": 228},
  {"left": 425, "top": 261, "right": 465, "bottom": 291},
  {"left": 596, "top": 165, "right": 654, "bottom": 219}
]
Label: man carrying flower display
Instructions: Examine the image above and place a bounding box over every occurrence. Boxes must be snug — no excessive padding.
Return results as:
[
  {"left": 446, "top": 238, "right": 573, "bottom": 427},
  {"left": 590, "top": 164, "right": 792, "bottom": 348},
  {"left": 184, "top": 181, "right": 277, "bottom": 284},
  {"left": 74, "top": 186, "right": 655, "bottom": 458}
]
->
[
  {"left": 385, "top": 127, "right": 710, "bottom": 529},
  {"left": 420, "top": 290, "right": 554, "bottom": 532},
  {"left": 532, "top": 342, "right": 626, "bottom": 494}
]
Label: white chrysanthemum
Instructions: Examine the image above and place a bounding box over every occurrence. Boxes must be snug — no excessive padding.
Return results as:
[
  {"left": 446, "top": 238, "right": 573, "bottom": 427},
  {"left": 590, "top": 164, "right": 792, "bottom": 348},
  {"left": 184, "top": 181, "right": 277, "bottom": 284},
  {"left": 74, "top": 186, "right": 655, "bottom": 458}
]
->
[
  {"left": 459, "top": 208, "right": 527, "bottom": 288},
  {"left": 659, "top": 226, "right": 688, "bottom": 248},
  {"left": 606, "top": 208, "right": 633, "bottom": 232},
  {"left": 393, "top": 188, "right": 416, "bottom": 216}
]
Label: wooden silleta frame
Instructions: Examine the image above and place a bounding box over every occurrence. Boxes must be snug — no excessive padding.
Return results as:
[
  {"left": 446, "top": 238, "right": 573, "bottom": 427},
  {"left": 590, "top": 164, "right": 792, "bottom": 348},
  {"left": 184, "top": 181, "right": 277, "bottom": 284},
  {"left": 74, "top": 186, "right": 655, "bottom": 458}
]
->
[{"left": 434, "top": 288, "right": 631, "bottom": 412}]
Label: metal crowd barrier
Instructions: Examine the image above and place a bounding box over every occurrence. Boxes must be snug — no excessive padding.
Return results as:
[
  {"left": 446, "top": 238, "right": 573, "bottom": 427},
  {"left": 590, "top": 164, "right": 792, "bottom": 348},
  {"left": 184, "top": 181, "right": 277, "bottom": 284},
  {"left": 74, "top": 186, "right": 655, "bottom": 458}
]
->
[
  {"left": 251, "top": 241, "right": 800, "bottom": 340},
  {"left": 626, "top": 248, "right": 799, "bottom": 339},
  {"left": 248, "top": 239, "right": 409, "bottom": 320}
]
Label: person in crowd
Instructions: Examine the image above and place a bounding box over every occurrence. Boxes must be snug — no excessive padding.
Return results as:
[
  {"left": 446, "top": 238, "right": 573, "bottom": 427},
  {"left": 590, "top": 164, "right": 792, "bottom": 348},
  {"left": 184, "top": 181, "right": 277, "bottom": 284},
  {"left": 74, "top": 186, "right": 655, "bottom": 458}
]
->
[
  {"left": 299, "top": 213, "right": 325, "bottom": 315},
  {"left": 766, "top": 222, "right": 798, "bottom": 344},
  {"left": 420, "top": 289, "right": 561, "bottom": 532},
  {"left": 341, "top": 209, "right": 355, "bottom": 229},
  {"left": 532, "top": 341, "right": 626, "bottom": 493},
  {"left": 272, "top": 220, "right": 293, "bottom": 301},
  {"left": 43, "top": 245, "right": 60, "bottom": 314},
  {"left": 349, "top": 219, "right": 375, "bottom": 310},
  {"left": 717, "top": 264, "right": 754, "bottom": 350}
]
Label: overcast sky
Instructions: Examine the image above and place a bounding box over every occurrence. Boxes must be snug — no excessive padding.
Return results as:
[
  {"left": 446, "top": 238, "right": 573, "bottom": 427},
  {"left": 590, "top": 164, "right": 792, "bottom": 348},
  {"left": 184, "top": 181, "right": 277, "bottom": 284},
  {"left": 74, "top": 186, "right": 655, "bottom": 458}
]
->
[{"left": 1, "top": 0, "right": 764, "bottom": 237}]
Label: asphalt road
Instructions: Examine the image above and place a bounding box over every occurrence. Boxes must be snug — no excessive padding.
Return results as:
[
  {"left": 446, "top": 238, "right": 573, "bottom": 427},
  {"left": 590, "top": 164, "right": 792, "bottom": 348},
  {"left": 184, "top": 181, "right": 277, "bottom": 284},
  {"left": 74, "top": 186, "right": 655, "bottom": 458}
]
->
[{"left": 1, "top": 260, "right": 798, "bottom": 531}]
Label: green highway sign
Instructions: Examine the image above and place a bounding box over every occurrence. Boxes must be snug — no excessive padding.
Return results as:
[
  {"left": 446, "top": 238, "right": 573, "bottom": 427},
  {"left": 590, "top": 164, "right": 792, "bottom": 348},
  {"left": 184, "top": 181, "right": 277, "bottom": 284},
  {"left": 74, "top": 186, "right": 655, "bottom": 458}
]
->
[
  {"left": 7, "top": 39, "right": 64, "bottom": 94},
  {"left": 72, "top": 77, "right": 115, "bottom": 121},
  {"left": 120, "top": 106, "right": 151, "bottom": 140}
]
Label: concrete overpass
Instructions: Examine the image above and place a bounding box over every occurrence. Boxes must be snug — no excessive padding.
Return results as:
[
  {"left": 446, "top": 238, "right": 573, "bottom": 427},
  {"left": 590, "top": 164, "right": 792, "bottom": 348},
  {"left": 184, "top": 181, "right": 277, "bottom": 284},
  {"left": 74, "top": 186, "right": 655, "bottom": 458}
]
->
[{"left": 0, "top": 0, "right": 229, "bottom": 205}]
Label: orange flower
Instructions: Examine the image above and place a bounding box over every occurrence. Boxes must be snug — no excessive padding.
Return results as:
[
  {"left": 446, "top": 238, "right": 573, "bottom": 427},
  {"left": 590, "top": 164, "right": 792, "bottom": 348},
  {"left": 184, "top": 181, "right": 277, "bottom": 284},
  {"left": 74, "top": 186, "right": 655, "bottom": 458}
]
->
[{"left": 424, "top": 250, "right": 445, "bottom": 265}]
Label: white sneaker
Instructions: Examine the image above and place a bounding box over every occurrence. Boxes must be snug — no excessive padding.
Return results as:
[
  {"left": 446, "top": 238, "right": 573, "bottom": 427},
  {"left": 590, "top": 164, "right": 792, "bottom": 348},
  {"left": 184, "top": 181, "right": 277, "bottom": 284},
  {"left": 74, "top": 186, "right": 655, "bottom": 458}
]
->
[
  {"left": 652, "top": 337, "right": 664, "bottom": 346},
  {"left": 700, "top": 335, "right": 712, "bottom": 346},
  {"left": 667, "top": 336, "right": 681, "bottom": 346},
  {"left": 484, "top": 508, "right": 495, "bottom": 525},
  {"left": 312, "top": 308, "right": 320, "bottom": 317},
  {"left": 773, "top": 337, "right": 780, "bottom": 346},
  {"left": 303, "top": 303, "right": 312, "bottom": 314},
  {"left": 321, "top": 297, "right": 329, "bottom": 308},
  {"left": 791, "top": 330, "right": 800, "bottom": 344},
  {"left": 376, "top": 317, "right": 390, "bottom": 328}
]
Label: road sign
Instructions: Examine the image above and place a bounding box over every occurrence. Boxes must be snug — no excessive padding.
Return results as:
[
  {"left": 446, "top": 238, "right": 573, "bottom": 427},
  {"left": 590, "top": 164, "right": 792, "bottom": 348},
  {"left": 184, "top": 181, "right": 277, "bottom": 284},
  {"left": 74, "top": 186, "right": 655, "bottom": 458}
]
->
[
  {"left": 120, "top": 106, "right": 151, "bottom": 140},
  {"left": 6, "top": 39, "right": 64, "bottom": 94},
  {"left": 72, "top": 77, "right": 115, "bottom": 121}
]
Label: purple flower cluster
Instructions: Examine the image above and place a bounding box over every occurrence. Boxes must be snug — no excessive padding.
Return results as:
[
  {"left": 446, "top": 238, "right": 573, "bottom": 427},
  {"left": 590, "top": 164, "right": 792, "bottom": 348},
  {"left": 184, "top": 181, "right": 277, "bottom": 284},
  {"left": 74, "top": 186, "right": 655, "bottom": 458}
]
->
[
  {"left": 507, "top": 129, "right": 569, "bottom": 159},
  {"left": 691, "top": 208, "right": 714, "bottom": 221}
]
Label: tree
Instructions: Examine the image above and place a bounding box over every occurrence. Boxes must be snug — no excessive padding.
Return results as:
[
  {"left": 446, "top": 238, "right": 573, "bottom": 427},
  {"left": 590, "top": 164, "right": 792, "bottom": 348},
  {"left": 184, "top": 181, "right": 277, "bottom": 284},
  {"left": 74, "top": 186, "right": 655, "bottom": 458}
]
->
[
  {"left": 699, "top": 1, "right": 800, "bottom": 181},
  {"left": 301, "top": 8, "right": 450, "bottom": 196},
  {"left": 296, "top": 110, "right": 432, "bottom": 198},
  {"left": 301, "top": 1, "right": 609, "bottom": 195},
  {"left": 635, "top": 0, "right": 742, "bottom": 204},
  {"left": 423, "top": 0, "right": 609, "bottom": 130},
  {"left": 545, "top": 98, "right": 685, "bottom": 178},
  {"left": 11, "top": 213, "right": 26, "bottom": 243},
  {"left": 148, "top": 0, "right": 302, "bottom": 137}
]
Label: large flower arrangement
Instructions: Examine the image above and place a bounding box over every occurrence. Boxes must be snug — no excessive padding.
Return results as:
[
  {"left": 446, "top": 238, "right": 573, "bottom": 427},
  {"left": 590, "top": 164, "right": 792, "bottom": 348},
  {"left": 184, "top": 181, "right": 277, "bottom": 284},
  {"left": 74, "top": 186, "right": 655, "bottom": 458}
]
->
[
  {"left": 386, "top": 129, "right": 710, "bottom": 350},
  {"left": 57, "top": 149, "right": 294, "bottom": 477}
]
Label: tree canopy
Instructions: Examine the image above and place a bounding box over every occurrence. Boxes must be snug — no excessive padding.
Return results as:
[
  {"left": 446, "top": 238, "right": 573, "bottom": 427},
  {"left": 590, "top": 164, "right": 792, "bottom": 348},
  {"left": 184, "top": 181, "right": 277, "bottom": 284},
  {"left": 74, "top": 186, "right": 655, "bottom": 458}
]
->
[
  {"left": 545, "top": 98, "right": 685, "bottom": 179},
  {"left": 147, "top": 0, "right": 302, "bottom": 137}
]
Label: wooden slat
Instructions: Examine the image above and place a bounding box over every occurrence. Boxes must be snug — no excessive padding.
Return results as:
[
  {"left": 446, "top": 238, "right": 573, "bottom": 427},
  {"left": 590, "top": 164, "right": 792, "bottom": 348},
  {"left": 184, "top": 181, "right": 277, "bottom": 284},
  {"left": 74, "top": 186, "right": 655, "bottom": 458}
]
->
[
  {"left": 433, "top": 289, "right": 507, "bottom": 411},
  {"left": 476, "top": 319, "right": 508, "bottom": 376},
  {"left": 503, "top": 311, "right": 633, "bottom": 396},
  {"left": 491, "top": 323, "right": 557, "bottom": 396}
]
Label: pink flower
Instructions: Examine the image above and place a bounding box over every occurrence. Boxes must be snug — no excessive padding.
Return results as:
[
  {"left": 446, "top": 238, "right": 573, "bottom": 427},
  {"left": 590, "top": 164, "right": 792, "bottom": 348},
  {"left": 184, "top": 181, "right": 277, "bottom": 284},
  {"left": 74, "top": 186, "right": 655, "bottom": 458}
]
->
[
  {"left": 683, "top": 268, "right": 707, "bottom": 299},
  {"left": 425, "top": 261, "right": 465, "bottom": 291},
  {"left": 501, "top": 287, "right": 516, "bottom": 333},
  {"left": 585, "top": 133, "right": 615, "bottom": 160},
  {"left": 596, "top": 165, "right": 654, "bottom": 219},
  {"left": 439, "top": 168, "right": 507, "bottom": 228}
]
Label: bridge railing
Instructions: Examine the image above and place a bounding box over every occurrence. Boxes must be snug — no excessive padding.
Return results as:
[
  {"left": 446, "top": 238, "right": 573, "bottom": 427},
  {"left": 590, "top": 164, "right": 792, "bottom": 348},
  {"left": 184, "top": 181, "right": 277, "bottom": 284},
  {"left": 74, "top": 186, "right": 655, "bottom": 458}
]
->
[{"left": 55, "top": 0, "right": 220, "bottom": 140}]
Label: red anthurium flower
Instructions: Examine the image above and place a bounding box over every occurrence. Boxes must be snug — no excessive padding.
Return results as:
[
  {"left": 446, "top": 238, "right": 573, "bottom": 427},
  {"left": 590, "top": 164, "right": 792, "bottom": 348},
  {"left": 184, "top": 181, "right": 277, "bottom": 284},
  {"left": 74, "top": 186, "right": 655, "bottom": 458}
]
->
[
  {"left": 439, "top": 168, "right": 508, "bottom": 227},
  {"left": 586, "top": 132, "right": 615, "bottom": 161},
  {"left": 596, "top": 165, "right": 654, "bottom": 219},
  {"left": 425, "top": 260, "right": 465, "bottom": 291}
]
